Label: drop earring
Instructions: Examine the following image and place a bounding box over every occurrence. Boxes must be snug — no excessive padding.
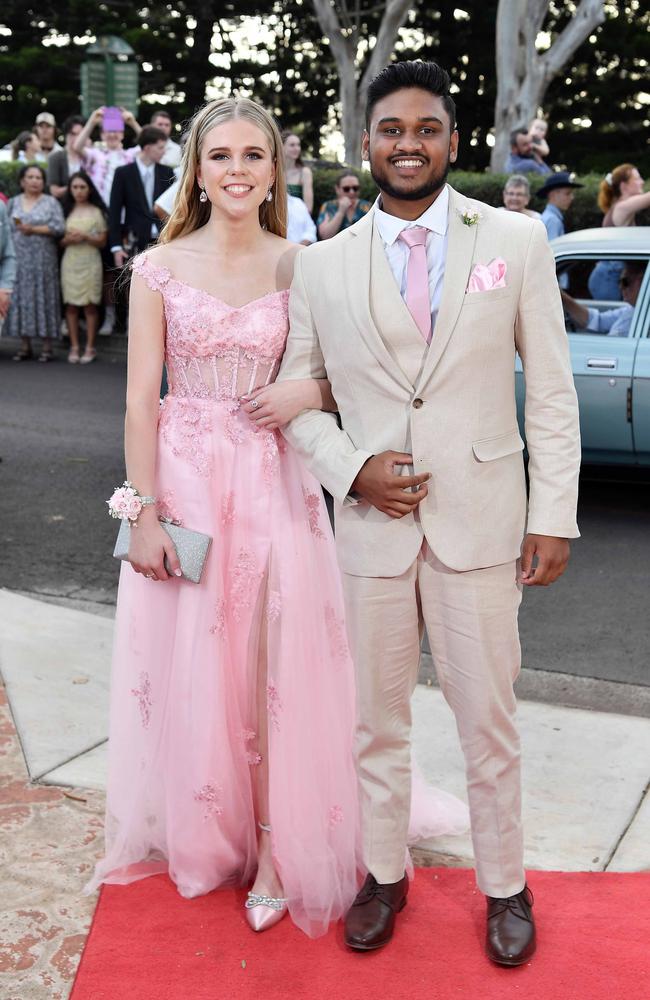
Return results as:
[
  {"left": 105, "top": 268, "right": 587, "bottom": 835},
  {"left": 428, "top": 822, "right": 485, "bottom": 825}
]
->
[
  {"left": 199, "top": 187, "right": 208, "bottom": 203},
  {"left": 266, "top": 188, "right": 273, "bottom": 203}
]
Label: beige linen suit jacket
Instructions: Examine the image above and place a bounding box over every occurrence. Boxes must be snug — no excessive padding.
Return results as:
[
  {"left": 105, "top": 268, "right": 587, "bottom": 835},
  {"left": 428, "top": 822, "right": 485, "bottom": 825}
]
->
[{"left": 279, "top": 185, "right": 581, "bottom": 577}]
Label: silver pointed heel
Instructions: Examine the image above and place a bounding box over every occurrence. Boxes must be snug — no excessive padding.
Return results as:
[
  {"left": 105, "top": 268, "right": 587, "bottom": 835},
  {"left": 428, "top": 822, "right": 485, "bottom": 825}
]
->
[
  {"left": 245, "top": 821, "right": 288, "bottom": 932},
  {"left": 245, "top": 890, "right": 288, "bottom": 931}
]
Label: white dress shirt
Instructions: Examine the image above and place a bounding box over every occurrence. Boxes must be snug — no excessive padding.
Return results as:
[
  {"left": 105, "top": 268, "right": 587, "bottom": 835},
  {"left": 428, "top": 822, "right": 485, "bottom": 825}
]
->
[
  {"left": 135, "top": 155, "right": 157, "bottom": 238},
  {"left": 161, "top": 139, "right": 182, "bottom": 168},
  {"left": 287, "top": 194, "right": 317, "bottom": 244},
  {"left": 374, "top": 184, "right": 449, "bottom": 334}
]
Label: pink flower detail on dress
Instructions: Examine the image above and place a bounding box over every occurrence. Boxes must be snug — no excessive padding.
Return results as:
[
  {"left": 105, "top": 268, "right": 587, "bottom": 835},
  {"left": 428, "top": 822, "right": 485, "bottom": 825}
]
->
[
  {"left": 329, "top": 805, "right": 343, "bottom": 828},
  {"left": 157, "top": 490, "right": 183, "bottom": 524},
  {"left": 209, "top": 598, "right": 226, "bottom": 638},
  {"left": 194, "top": 783, "right": 223, "bottom": 820},
  {"left": 241, "top": 729, "right": 257, "bottom": 742},
  {"left": 247, "top": 750, "right": 263, "bottom": 766},
  {"left": 159, "top": 398, "right": 212, "bottom": 476},
  {"left": 131, "top": 672, "right": 152, "bottom": 729},
  {"left": 224, "top": 400, "right": 246, "bottom": 445},
  {"left": 324, "top": 604, "right": 349, "bottom": 661},
  {"left": 302, "top": 487, "right": 325, "bottom": 539},
  {"left": 221, "top": 491, "right": 235, "bottom": 526},
  {"left": 230, "top": 548, "right": 262, "bottom": 623},
  {"left": 267, "top": 590, "right": 282, "bottom": 623},
  {"left": 267, "top": 682, "right": 283, "bottom": 732},
  {"left": 261, "top": 431, "right": 281, "bottom": 485}
]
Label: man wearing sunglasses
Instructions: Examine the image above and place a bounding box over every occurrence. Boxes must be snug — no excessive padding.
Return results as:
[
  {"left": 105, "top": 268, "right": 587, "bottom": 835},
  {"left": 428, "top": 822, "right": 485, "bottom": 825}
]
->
[
  {"left": 317, "top": 172, "right": 372, "bottom": 239},
  {"left": 561, "top": 260, "right": 646, "bottom": 337}
]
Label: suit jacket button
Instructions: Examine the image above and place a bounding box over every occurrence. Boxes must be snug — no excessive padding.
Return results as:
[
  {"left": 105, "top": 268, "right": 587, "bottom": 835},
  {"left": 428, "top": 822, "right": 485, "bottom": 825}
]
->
[{"left": 413, "top": 397, "right": 424, "bottom": 409}]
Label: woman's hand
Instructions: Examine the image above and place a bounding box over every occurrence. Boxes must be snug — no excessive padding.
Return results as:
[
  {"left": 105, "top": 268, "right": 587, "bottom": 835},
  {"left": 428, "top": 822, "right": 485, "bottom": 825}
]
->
[
  {"left": 241, "top": 379, "right": 322, "bottom": 429},
  {"left": 17, "top": 222, "right": 33, "bottom": 235},
  {"left": 127, "top": 509, "right": 182, "bottom": 582},
  {"left": 66, "top": 229, "right": 85, "bottom": 243}
]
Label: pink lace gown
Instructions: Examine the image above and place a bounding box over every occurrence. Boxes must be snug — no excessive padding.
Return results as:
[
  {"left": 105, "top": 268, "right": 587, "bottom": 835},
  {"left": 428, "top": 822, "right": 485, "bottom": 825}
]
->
[{"left": 86, "top": 252, "right": 469, "bottom": 936}]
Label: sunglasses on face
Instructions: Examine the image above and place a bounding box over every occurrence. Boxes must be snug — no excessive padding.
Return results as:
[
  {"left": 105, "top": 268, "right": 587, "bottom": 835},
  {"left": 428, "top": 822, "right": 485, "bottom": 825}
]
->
[
  {"left": 341, "top": 185, "right": 359, "bottom": 193},
  {"left": 620, "top": 276, "right": 632, "bottom": 288}
]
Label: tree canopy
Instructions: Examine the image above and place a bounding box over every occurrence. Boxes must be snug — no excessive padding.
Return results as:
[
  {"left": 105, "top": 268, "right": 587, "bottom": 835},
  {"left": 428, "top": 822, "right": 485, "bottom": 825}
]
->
[{"left": 1, "top": 1, "right": 648, "bottom": 175}]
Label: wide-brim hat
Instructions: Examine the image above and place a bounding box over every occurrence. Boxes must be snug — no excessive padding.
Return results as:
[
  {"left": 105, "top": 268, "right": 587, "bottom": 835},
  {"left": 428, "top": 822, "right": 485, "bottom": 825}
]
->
[{"left": 536, "top": 171, "right": 583, "bottom": 199}]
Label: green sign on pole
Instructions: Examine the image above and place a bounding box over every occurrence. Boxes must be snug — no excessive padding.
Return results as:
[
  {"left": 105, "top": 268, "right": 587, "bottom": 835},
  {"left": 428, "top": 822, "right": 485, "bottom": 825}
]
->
[{"left": 80, "top": 36, "right": 139, "bottom": 117}]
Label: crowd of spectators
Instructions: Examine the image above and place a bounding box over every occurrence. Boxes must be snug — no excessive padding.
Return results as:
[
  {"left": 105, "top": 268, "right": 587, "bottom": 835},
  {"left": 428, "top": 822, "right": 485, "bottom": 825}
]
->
[{"left": 0, "top": 105, "right": 647, "bottom": 360}]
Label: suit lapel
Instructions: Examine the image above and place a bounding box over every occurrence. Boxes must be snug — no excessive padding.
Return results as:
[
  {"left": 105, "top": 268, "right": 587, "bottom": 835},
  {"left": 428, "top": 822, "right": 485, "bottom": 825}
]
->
[
  {"left": 346, "top": 210, "right": 413, "bottom": 393},
  {"left": 416, "top": 186, "right": 478, "bottom": 390}
]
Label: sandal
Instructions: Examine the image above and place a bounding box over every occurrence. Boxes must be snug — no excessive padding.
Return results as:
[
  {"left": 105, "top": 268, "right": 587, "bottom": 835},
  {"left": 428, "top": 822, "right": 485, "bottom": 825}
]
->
[
  {"left": 12, "top": 349, "right": 33, "bottom": 362},
  {"left": 38, "top": 352, "right": 53, "bottom": 363},
  {"left": 68, "top": 348, "right": 80, "bottom": 364},
  {"left": 80, "top": 348, "right": 97, "bottom": 365}
]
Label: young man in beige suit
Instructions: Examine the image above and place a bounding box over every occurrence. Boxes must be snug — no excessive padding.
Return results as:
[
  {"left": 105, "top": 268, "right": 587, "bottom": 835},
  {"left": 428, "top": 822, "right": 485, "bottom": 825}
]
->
[{"left": 278, "top": 61, "right": 581, "bottom": 964}]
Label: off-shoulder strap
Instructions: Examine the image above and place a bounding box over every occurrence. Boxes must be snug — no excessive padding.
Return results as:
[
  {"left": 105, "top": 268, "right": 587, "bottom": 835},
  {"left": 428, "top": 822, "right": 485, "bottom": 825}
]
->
[{"left": 131, "top": 253, "right": 172, "bottom": 293}]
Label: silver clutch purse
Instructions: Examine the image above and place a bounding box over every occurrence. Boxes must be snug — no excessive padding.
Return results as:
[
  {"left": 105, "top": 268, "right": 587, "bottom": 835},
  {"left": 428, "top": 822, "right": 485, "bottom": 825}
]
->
[{"left": 113, "top": 519, "right": 212, "bottom": 584}]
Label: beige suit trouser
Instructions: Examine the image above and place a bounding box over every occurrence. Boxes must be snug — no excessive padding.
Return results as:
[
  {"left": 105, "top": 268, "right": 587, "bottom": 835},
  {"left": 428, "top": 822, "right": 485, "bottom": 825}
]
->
[{"left": 342, "top": 540, "right": 525, "bottom": 899}]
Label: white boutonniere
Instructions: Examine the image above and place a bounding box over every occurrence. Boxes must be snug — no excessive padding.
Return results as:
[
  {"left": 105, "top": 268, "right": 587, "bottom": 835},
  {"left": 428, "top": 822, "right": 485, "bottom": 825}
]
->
[{"left": 459, "top": 208, "right": 481, "bottom": 227}]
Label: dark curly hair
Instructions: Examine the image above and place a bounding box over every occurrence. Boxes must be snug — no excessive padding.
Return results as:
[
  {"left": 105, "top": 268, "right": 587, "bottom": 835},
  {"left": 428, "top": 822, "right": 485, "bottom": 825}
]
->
[
  {"left": 61, "top": 171, "right": 108, "bottom": 218},
  {"left": 365, "top": 60, "right": 457, "bottom": 130},
  {"left": 18, "top": 162, "right": 47, "bottom": 185}
]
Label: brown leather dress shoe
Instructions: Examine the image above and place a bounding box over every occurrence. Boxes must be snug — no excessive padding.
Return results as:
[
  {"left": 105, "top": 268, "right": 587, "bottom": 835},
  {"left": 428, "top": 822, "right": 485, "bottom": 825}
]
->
[
  {"left": 485, "top": 885, "right": 536, "bottom": 966},
  {"left": 344, "top": 873, "right": 408, "bottom": 951}
]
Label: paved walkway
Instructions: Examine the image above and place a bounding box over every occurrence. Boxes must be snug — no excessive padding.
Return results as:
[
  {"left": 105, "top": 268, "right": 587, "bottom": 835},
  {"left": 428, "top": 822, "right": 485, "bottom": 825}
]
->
[{"left": 1, "top": 588, "right": 649, "bottom": 998}]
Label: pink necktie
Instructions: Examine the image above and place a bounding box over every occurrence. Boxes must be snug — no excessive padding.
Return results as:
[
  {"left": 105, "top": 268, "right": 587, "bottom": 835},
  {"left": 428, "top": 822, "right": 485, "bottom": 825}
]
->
[{"left": 398, "top": 226, "right": 432, "bottom": 343}]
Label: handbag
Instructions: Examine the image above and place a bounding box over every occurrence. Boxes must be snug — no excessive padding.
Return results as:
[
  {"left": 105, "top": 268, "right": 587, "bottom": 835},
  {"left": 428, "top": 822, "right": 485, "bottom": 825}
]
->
[{"left": 113, "top": 519, "right": 212, "bottom": 584}]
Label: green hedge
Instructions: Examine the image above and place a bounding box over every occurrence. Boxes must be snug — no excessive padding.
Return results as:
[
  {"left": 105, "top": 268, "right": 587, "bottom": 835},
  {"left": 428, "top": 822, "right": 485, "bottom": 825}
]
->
[
  {"left": 0, "top": 161, "right": 25, "bottom": 198},
  {"left": 311, "top": 167, "right": 618, "bottom": 232}
]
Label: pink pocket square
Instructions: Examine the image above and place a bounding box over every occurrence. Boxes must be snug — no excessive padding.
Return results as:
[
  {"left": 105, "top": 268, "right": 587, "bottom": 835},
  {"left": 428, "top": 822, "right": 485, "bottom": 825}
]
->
[{"left": 467, "top": 258, "right": 507, "bottom": 293}]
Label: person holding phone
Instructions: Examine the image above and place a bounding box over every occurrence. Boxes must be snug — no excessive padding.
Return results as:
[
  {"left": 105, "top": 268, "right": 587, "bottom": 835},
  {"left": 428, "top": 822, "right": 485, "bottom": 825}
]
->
[
  {"left": 317, "top": 172, "right": 372, "bottom": 240},
  {"left": 73, "top": 106, "right": 142, "bottom": 206}
]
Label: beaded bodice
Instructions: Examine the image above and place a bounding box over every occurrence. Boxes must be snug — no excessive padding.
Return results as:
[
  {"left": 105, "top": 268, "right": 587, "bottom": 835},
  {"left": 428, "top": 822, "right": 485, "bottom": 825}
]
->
[{"left": 131, "top": 254, "right": 290, "bottom": 400}]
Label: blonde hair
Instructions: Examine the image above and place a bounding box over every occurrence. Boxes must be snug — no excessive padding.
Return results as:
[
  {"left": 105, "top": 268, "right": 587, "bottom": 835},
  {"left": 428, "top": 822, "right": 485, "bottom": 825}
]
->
[
  {"left": 160, "top": 97, "right": 287, "bottom": 243},
  {"left": 598, "top": 163, "right": 635, "bottom": 213}
]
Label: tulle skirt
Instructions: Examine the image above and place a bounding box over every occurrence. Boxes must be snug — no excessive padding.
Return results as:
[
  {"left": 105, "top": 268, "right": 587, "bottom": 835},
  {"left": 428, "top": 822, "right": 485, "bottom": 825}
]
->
[{"left": 86, "top": 396, "right": 469, "bottom": 936}]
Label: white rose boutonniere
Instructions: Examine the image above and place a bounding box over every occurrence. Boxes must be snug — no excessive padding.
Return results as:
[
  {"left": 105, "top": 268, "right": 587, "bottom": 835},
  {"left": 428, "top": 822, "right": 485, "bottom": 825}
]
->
[{"left": 459, "top": 208, "right": 481, "bottom": 227}]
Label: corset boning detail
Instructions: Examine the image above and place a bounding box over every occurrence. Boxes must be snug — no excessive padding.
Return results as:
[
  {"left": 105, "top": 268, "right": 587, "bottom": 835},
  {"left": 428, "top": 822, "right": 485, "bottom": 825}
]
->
[{"left": 166, "top": 351, "right": 279, "bottom": 401}]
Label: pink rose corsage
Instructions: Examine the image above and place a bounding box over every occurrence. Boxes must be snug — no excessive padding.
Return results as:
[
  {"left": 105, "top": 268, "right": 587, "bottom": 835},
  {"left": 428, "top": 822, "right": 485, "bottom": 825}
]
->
[{"left": 107, "top": 481, "right": 156, "bottom": 525}]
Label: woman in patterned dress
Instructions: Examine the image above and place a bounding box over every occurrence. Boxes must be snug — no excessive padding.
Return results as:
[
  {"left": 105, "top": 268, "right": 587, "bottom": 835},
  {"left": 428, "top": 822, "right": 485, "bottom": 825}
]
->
[{"left": 6, "top": 165, "right": 65, "bottom": 361}]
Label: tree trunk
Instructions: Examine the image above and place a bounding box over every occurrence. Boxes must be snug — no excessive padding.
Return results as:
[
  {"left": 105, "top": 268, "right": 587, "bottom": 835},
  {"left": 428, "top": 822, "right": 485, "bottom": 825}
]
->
[
  {"left": 491, "top": 0, "right": 606, "bottom": 172},
  {"left": 310, "top": 0, "right": 413, "bottom": 166}
]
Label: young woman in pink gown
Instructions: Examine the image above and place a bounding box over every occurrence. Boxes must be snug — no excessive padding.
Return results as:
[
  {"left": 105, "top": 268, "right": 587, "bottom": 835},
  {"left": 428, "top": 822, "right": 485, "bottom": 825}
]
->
[{"left": 87, "top": 98, "right": 467, "bottom": 938}]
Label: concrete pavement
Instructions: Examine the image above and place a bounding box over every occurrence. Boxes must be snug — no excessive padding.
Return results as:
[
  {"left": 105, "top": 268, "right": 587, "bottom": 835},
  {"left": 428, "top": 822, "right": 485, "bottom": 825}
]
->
[{"left": 1, "top": 587, "right": 649, "bottom": 998}]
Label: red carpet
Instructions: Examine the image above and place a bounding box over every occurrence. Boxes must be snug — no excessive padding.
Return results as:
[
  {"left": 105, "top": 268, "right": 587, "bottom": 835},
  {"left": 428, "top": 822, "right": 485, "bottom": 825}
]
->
[{"left": 71, "top": 869, "right": 650, "bottom": 1000}]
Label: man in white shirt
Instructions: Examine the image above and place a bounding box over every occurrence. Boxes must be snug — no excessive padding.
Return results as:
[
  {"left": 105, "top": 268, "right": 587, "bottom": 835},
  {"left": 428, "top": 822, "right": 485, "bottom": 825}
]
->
[
  {"left": 560, "top": 261, "right": 645, "bottom": 336},
  {"left": 109, "top": 126, "right": 174, "bottom": 266},
  {"left": 150, "top": 109, "right": 182, "bottom": 169},
  {"left": 286, "top": 193, "right": 317, "bottom": 245}
]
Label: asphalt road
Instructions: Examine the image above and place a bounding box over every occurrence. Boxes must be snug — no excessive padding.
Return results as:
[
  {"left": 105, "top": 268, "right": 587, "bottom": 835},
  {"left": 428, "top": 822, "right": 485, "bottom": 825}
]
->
[{"left": 1, "top": 338, "right": 648, "bottom": 688}]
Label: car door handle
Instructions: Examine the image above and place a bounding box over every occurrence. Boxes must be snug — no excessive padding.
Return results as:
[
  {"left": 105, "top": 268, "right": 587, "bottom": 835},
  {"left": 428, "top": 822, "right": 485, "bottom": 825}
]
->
[{"left": 587, "top": 357, "right": 618, "bottom": 370}]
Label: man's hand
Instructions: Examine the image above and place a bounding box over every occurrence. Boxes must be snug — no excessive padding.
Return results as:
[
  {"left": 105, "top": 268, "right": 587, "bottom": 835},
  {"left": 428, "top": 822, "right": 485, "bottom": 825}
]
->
[
  {"left": 0, "top": 290, "right": 11, "bottom": 318},
  {"left": 351, "top": 452, "right": 430, "bottom": 519},
  {"left": 113, "top": 249, "right": 128, "bottom": 268},
  {"left": 519, "top": 534, "right": 570, "bottom": 586}
]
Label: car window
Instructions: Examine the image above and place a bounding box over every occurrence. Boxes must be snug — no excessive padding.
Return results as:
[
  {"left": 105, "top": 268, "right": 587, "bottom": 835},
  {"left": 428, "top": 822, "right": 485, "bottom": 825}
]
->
[{"left": 556, "top": 258, "right": 648, "bottom": 337}]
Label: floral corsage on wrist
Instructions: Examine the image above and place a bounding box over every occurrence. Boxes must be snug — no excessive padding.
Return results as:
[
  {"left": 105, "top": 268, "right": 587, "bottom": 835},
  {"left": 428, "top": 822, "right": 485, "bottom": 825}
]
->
[{"left": 106, "top": 481, "right": 156, "bottom": 526}]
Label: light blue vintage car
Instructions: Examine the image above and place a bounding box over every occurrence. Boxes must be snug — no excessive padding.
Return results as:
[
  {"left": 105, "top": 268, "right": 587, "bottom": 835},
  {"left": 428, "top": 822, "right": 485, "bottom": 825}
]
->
[{"left": 515, "top": 227, "right": 650, "bottom": 465}]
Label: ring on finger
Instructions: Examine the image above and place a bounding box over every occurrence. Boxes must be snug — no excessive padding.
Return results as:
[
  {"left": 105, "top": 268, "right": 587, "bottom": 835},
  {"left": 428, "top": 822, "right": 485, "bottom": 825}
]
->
[{"left": 250, "top": 398, "right": 260, "bottom": 410}]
